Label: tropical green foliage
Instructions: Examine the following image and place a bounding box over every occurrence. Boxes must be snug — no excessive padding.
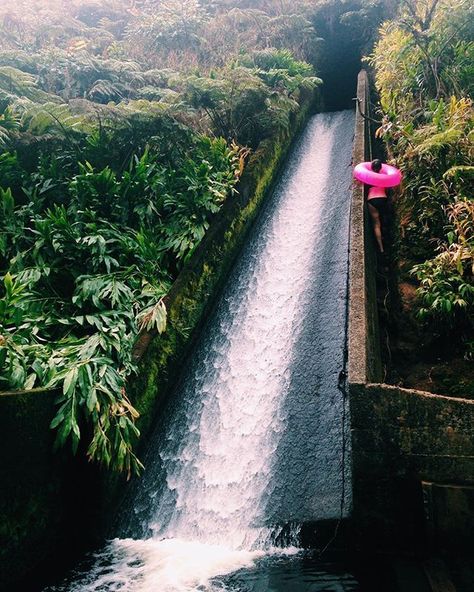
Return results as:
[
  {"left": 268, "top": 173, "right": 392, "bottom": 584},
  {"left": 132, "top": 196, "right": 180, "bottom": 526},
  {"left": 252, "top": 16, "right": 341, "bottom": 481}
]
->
[
  {"left": 0, "top": 135, "right": 241, "bottom": 476},
  {"left": 370, "top": 0, "right": 473, "bottom": 348}
]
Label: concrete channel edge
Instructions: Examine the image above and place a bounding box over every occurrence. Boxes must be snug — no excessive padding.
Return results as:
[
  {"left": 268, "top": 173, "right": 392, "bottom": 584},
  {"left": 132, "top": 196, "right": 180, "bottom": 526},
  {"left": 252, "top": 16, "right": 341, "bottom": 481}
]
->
[{"left": 347, "top": 71, "right": 474, "bottom": 561}]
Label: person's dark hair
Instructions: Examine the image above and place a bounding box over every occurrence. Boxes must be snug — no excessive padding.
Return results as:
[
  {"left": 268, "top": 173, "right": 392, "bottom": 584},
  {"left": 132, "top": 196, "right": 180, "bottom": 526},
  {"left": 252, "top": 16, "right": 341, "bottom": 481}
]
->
[{"left": 371, "top": 159, "right": 382, "bottom": 173}]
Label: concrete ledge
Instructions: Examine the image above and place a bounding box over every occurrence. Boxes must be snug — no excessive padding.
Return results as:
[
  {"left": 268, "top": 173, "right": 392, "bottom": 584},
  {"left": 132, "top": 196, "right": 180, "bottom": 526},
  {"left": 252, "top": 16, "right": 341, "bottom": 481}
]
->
[
  {"left": 348, "top": 70, "right": 382, "bottom": 385},
  {"left": 351, "top": 383, "right": 474, "bottom": 480}
]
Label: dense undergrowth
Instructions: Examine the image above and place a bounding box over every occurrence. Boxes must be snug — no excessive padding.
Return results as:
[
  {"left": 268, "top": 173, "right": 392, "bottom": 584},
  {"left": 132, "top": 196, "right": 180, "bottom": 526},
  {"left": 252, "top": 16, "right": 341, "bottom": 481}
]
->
[
  {"left": 370, "top": 0, "right": 473, "bottom": 357},
  {"left": 0, "top": 0, "right": 394, "bottom": 474}
]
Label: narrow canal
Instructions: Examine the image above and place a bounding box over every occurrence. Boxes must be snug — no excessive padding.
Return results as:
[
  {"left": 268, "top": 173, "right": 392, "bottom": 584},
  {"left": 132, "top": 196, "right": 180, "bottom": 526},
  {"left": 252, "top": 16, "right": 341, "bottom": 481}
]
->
[{"left": 46, "top": 110, "right": 358, "bottom": 591}]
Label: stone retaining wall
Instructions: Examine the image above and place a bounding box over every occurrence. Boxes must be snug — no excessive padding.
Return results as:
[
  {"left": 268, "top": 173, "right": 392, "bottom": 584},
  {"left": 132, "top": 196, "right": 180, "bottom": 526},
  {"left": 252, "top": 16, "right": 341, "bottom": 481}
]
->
[
  {"left": 347, "top": 70, "right": 474, "bottom": 557},
  {"left": 350, "top": 383, "right": 474, "bottom": 553}
]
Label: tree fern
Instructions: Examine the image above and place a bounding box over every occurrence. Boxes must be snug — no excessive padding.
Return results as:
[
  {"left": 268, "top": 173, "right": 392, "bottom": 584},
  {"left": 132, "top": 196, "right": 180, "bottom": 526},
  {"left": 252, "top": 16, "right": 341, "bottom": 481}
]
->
[
  {"left": 0, "top": 106, "right": 20, "bottom": 147},
  {"left": 0, "top": 66, "right": 60, "bottom": 104},
  {"left": 20, "top": 103, "right": 87, "bottom": 136}
]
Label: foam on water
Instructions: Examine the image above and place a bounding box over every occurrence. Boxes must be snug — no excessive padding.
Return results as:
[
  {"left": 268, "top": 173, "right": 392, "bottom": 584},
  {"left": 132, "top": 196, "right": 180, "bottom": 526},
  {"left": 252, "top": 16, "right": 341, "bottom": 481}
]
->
[{"left": 50, "top": 539, "right": 301, "bottom": 592}]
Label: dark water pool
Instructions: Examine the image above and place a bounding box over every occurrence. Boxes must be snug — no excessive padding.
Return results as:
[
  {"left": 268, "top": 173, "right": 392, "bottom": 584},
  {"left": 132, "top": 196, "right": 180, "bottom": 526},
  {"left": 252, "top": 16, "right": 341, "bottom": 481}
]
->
[{"left": 214, "top": 554, "right": 360, "bottom": 592}]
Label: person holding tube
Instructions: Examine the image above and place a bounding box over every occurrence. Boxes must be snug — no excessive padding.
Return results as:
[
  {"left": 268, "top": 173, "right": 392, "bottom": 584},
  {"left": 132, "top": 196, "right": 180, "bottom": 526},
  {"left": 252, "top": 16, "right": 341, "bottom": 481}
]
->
[
  {"left": 366, "top": 158, "right": 388, "bottom": 253},
  {"left": 353, "top": 158, "right": 402, "bottom": 254}
]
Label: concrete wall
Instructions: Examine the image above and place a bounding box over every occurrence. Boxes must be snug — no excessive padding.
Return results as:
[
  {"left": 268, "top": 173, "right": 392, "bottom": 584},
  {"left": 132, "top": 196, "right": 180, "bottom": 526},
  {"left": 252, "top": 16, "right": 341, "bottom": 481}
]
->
[
  {"left": 350, "top": 383, "right": 474, "bottom": 553},
  {"left": 348, "top": 70, "right": 382, "bottom": 386},
  {"left": 128, "top": 89, "right": 318, "bottom": 442},
  {"left": 0, "top": 88, "right": 320, "bottom": 590},
  {"left": 0, "top": 388, "right": 100, "bottom": 590},
  {"left": 347, "top": 70, "right": 474, "bottom": 557}
]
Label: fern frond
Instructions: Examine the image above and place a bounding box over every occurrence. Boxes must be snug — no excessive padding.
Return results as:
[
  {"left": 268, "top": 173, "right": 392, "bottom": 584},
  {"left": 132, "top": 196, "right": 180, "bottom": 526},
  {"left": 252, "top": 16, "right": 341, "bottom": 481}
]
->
[
  {"left": 443, "top": 166, "right": 474, "bottom": 179},
  {"left": 0, "top": 66, "right": 61, "bottom": 104},
  {"left": 416, "top": 127, "right": 463, "bottom": 154},
  {"left": 20, "top": 103, "right": 85, "bottom": 135}
]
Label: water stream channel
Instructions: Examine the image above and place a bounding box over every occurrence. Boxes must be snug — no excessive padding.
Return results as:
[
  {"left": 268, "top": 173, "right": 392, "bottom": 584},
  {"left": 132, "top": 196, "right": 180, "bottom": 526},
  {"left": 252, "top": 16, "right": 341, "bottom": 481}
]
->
[{"left": 47, "top": 110, "right": 359, "bottom": 591}]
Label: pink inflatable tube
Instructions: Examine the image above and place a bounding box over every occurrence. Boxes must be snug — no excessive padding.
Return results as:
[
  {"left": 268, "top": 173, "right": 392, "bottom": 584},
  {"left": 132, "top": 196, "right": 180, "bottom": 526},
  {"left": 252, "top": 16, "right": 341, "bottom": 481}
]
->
[{"left": 353, "top": 162, "right": 402, "bottom": 188}]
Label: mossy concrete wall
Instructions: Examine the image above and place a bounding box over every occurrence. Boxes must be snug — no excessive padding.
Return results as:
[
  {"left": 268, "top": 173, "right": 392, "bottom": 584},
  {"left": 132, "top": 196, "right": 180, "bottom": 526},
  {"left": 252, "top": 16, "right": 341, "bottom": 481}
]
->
[
  {"left": 120, "top": 88, "right": 320, "bottom": 487},
  {"left": 129, "top": 92, "right": 318, "bottom": 440},
  {"left": 348, "top": 69, "right": 382, "bottom": 386},
  {"left": 0, "top": 389, "right": 59, "bottom": 588},
  {"left": 0, "top": 88, "right": 320, "bottom": 590},
  {"left": 0, "top": 388, "right": 100, "bottom": 590},
  {"left": 350, "top": 383, "right": 474, "bottom": 554},
  {"left": 347, "top": 70, "right": 474, "bottom": 557}
]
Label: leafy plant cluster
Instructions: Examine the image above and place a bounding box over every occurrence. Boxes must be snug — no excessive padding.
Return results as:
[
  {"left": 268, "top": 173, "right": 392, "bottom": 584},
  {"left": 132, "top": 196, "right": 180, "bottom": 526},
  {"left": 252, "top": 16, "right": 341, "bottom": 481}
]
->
[
  {"left": 0, "top": 122, "right": 241, "bottom": 476},
  {"left": 370, "top": 0, "right": 473, "bottom": 348}
]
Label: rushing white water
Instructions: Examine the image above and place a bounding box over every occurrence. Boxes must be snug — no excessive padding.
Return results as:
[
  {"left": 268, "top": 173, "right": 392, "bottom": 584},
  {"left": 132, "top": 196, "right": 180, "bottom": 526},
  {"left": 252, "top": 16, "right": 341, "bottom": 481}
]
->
[
  {"left": 47, "top": 110, "right": 355, "bottom": 592},
  {"left": 54, "top": 539, "right": 274, "bottom": 592}
]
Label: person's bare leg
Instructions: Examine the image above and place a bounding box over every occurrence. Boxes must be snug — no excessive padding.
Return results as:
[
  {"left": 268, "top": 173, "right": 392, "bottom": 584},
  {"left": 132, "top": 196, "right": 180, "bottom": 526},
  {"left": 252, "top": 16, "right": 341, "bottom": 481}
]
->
[{"left": 368, "top": 203, "right": 384, "bottom": 253}]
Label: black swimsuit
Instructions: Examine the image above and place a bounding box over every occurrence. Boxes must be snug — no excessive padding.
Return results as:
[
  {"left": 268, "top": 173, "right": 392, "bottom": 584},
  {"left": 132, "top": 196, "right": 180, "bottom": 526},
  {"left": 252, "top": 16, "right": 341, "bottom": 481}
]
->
[
  {"left": 367, "top": 197, "right": 387, "bottom": 214},
  {"left": 367, "top": 184, "right": 388, "bottom": 215}
]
